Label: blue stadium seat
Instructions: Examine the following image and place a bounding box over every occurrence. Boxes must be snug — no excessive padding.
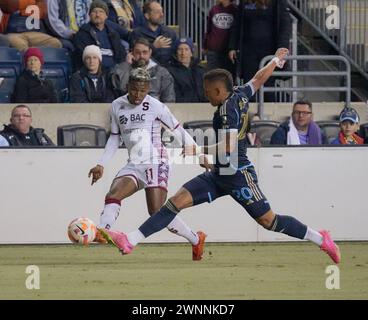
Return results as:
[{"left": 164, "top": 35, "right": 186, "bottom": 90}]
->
[
  {"left": 43, "top": 68, "right": 69, "bottom": 103},
  {"left": 0, "top": 68, "right": 17, "bottom": 103},
  {"left": 40, "top": 47, "right": 72, "bottom": 77},
  {"left": 40, "top": 48, "right": 72, "bottom": 102},
  {"left": 0, "top": 48, "right": 23, "bottom": 77}
]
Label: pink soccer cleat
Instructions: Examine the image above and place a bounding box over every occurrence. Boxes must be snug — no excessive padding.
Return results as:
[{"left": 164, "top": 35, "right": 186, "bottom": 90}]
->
[
  {"left": 319, "top": 230, "right": 341, "bottom": 264},
  {"left": 99, "top": 228, "right": 134, "bottom": 255}
]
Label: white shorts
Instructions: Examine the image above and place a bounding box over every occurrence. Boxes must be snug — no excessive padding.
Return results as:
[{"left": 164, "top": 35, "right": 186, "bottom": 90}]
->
[{"left": 115, "top": 160, "right": 169, "bottom": 191}]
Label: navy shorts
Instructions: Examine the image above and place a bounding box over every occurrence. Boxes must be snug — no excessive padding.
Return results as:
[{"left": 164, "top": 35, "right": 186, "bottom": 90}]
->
[{"left": 183, "top": 167, "right": 271, "bottom": 219}]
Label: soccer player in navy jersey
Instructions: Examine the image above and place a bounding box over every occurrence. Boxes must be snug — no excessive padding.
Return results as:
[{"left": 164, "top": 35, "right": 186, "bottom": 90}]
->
[{"left": 100, "top": 48, "right": 341, "bottom": 264}]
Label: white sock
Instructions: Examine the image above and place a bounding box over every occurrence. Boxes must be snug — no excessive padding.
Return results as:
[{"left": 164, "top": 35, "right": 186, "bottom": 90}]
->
[
  {"left": 127, "top": 230, "right": 145, "bottom": 246},
  {"left": 99, "top": 203, "right": 120, "bottom": 229},
  {"left": 304, "top": 227, "right": 323, "bottom": 246},
  {"left": 167, "top": 216, "right": 199, "bottom": 245}
]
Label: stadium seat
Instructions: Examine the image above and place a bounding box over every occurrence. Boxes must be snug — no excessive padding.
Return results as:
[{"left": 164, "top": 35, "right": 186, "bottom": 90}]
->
[
  {"left": 183, "top": 120, "right": 216, "bottom": 146},
  {"left": 40, "top": 47, "right": 72, "bottom": 77},
  {"left": 42, "top": 68, "right": 69, "bottom": 103},
  {"left": 0, "top": 47, "right": 23, "bottom": 76},
  {"left": 0, "top": 68, "right": 17, "bottom": 103},
  {"left": 316, "top": 121, "right": 340, "bottom": 144},
  {"left": 57, "top": 124, "right": 107, "bottom": 147},
  {"left": 359, "top": 123, "right": 368, "bottom": 143},
  {"left": 250, "top": 120, "right": 280, "bottom": 145},
  {"left": 40, "top": 48, "right": 72, "bottom": 102}
]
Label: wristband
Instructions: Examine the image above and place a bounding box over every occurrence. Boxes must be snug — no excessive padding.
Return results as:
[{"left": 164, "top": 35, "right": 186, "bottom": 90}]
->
[{"left": 272, "top": 56, "right": 285, "bottom": 68}]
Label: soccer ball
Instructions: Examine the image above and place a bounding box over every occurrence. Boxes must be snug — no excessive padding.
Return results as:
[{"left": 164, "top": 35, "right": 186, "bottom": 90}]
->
[{"left": 67, "top": 217, "right": 97, "bottom": 245}]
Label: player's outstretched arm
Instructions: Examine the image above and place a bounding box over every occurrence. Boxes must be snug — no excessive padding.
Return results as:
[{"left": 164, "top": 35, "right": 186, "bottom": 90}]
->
[
  {"left": 250, "top": 48, "right": 289, "bottom": 92},
  {"left": 88, "top": 134, "right": 120, "bottom": 185}
]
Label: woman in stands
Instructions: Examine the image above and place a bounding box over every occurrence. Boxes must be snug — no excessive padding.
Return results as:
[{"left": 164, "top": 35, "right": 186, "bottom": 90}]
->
[
  {"left": 70, "top": 45, "right": 115, "bottom": 103},
  {"left": 13, "top": 48, "right": 58, "bottom": 103}
]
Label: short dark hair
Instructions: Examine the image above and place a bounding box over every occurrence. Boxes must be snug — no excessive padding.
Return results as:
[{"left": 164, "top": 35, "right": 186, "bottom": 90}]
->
[
  {"left": 143, "top": 0, "right": 157, "bottom": 14},
  {"left": 204, "top": 69, "right": 233, "bottom": 92},
  {"left": 293, "top": 100, "right": 312, "bottom": 110},
  {"left": 11, "top": 105, "right": 32, "bottom": 117},
  {"left": 132, "top": 38, "right": 152, "bottom": 50}
]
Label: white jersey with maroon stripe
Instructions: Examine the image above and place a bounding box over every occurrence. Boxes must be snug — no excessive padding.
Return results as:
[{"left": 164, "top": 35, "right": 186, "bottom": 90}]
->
[{"left": 110, "top": 94, "right": 179, "bottom": 164}]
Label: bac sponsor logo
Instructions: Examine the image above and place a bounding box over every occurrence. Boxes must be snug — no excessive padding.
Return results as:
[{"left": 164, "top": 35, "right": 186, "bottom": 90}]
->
[
  {"left": 212, "top": 13, "right": 234, "bottom": 30},
  {"left": 119, "top": 114, "right": 146, "bottom": 125}
]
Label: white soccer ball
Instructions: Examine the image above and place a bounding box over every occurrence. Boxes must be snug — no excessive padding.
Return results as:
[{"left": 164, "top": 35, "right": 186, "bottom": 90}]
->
[{"left": 67, "top": 217, "right": 97, "bottom": 245}]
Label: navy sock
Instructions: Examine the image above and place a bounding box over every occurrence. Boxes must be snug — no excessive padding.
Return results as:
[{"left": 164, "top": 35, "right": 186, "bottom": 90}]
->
[
  {"left": 139, "top": 200, "right": 179, "bottom": 237},
  {"left": 268, "top": 214, "right": 308, "bottom": 239}
]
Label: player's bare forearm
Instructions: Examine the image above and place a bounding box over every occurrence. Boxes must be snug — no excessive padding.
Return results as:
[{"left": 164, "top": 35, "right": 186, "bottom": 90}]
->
[{"left": 250, "top": 48, "right": 289, "bottom": 92}]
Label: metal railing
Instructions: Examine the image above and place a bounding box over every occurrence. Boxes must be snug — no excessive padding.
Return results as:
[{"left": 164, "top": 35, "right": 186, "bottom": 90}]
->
[
  {"left": 258, "top": 55, "right": 351, "bottom": 119},
  {"left": 157, "top": 0, "right": 217, "bottom": 59},
  {"left": 288, "top": 0, "right": 368, "bottom": 79}
]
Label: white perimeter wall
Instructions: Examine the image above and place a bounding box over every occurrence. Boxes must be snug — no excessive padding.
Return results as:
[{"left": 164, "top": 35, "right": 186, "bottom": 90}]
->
[{"left": 0, "top": 147, "right": 367, "bottom": 244}]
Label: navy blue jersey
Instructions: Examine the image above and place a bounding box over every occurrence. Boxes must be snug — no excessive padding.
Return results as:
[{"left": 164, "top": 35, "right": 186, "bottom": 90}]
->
[{"left": 212, "top": 83, "right": 255, "bottom": 170}]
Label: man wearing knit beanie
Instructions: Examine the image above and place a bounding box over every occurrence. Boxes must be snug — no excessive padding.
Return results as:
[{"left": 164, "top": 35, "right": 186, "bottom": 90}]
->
[
  {"left": 89, "top": 0, "right": 109, "bottom": 16},
  {"left": 73, "top": 0, "right": 127, "bottom": 69}
]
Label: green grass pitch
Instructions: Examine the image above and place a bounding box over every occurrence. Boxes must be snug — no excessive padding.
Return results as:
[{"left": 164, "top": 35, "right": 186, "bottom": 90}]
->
[{"left": 0, "top": 242, "right": 367, "bottom": 300}]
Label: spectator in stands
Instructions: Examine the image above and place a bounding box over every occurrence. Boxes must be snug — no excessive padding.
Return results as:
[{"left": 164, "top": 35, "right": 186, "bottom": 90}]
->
[
  {"left": 228, "top": 0, "right": 291, "bottom": 100},
  {"left": 46, "top": 0, "right": 92, "bottom": 51},
  {"left": 330, "top": 107, "right": 364, "bottom": 145},
  {"left": 70, "top": 45, "right": 115, "bottom": 103},
  {"left": 105, "top": 0, "right": 145, "bottom": 31},
  {"left": 131, "top": 0, "right": 177, "bottom": 65},
  {"left": 0, "top": 105, "right": 54, "bottom": 147},
  {"left": 111, "top": 38, "right": 175, "bottom": 102},
  {"left": 73, "top": 0, "right": 127, "bottom": 69},
  {"left": 204, "top": 0, "right": 237, "bottom": 77},
  {"left": 166, "top": 38, "right": 207, "bottom": 103},
  {"left": 1, "top": 0, "right": 62, "bottom": 51},
  {"left": 270, "top": 100, "right": 326, "bottom": 145},
  {"left": 13, "top": 47, "right": 58, "bottom": 103}
]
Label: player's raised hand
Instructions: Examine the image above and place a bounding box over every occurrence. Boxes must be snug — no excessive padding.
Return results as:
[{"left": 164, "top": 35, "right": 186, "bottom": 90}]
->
[
  {"left": 274, "top": 48, "right": 289, "bottom": 68},
  {"left": 88, "top": 165, "right": 104, "bottom": 185}
]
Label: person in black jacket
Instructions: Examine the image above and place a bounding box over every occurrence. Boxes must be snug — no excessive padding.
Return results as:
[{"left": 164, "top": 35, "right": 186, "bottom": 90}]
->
[
  {"left": 166, "top": 38, "right": 207, "bottom": 103},
  {"left": 131, "top": 1, "right": 177, "bottom": 65},
  {"left": 12, "top": 47, "right": 58, "bottom": 103},
  {"left": 228, "top": 0, "right": 291, "bottom": 101},
  {"left": 0, "top": 105, "right": 54, "bottom": 147},
  {"left": 73, "top": 0, "right": 128, "bottom": 70},
  {"left": 70, "top": 45, "right": 115, "bottom": 103}
]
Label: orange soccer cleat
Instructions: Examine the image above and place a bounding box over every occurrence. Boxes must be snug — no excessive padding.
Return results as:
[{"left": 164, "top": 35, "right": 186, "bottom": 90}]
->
[{"left": 192, "top": 231, "right": 207, "bottom": 261}]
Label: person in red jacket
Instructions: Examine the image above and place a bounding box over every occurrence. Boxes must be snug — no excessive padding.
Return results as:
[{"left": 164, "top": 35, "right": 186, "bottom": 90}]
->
[{"left": 204, "top": 0, "right": 237, "bottom": 77}]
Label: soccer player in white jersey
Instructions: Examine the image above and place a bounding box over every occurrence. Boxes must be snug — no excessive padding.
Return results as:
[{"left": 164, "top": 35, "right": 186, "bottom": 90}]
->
[{"left": 88, "top": 68, "right": 207, "bottom": 260}]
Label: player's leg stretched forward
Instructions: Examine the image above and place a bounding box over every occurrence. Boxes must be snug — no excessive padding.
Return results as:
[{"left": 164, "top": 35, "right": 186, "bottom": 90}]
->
[{"left": 101, "top": 174, "right": 340, "bottom": 264}]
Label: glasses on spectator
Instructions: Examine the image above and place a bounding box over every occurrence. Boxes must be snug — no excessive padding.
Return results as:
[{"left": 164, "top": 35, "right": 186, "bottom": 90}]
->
[
  {"left": 12, "top": 114, "right": 32, "bottom": 118},
  {"left": 292, "top": 111, "right": 312, "bottom": 116}
]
